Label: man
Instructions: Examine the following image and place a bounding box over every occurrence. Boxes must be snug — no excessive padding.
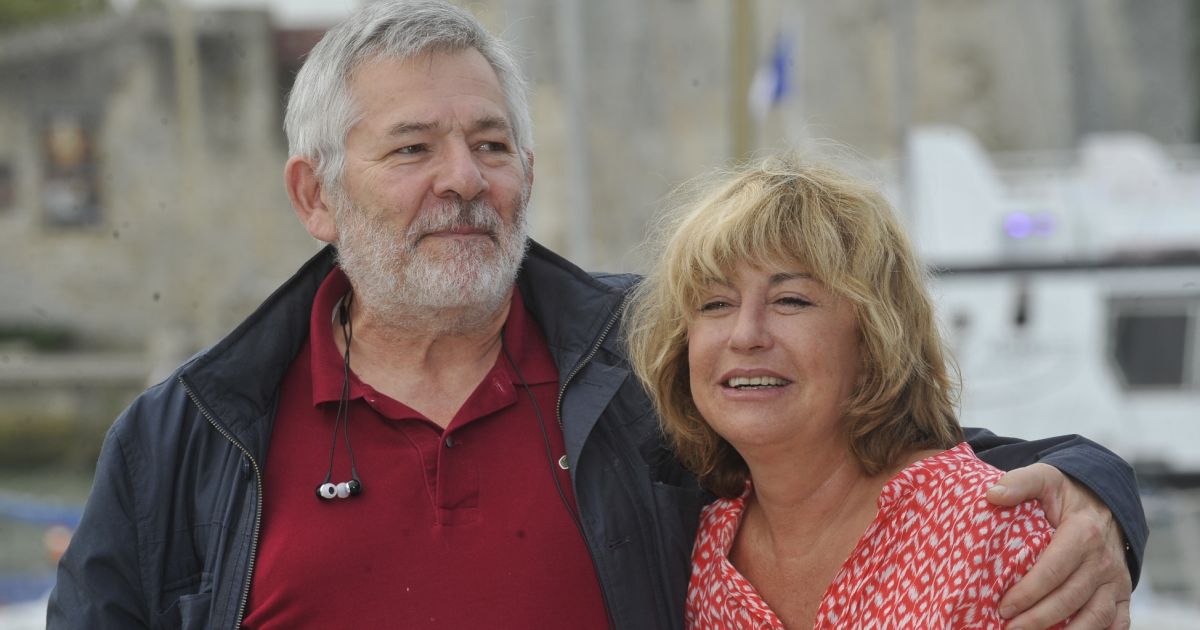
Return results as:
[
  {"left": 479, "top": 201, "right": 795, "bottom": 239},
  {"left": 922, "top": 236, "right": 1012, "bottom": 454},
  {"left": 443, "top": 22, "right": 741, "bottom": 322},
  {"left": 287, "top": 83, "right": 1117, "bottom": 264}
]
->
[{"left": 48, "top": 1, "right": 1144, "bottom": 628}]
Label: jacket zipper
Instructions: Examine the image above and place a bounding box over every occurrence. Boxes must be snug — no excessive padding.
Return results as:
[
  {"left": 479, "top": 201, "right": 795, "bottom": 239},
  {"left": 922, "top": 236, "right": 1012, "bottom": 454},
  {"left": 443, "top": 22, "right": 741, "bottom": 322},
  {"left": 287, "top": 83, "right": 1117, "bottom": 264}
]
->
[
  {"left": 553, "top": 290, "right": 630, "bottom": 629},
  {"left": 181, "top": 379, "right": 263, "bottom": 630},
  {"left": 555, "top": 291, "right": 631, "bottom": 429}
]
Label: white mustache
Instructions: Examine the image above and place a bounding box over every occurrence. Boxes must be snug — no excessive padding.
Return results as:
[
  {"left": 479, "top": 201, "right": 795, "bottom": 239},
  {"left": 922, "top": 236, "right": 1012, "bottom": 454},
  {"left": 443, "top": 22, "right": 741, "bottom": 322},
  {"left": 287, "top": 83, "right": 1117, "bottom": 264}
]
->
[{"left": 407, "top": 199, "right": 502, "bottom": 242}]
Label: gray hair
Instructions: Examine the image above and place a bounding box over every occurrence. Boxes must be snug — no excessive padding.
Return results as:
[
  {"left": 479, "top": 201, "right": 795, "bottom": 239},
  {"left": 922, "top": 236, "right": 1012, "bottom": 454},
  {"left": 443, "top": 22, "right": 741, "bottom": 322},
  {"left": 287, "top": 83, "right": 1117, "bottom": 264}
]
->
[{"left": 284, "top": 0, "right": 533, "bottom": 192}]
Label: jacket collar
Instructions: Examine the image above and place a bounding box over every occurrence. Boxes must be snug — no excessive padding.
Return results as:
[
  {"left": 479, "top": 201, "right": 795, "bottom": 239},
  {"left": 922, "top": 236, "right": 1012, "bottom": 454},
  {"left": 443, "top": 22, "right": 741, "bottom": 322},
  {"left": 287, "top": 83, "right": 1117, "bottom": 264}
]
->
[
  {"left": 516, "top": 240, "right": 639, "bottom": 471},
  {"left": 177, "top": 246, "right": 337, "bottom": 457},
  {"left": 516, "top": 240, "right": 633, "bottom": 377},
  {"left": 177, "top": 241, "right": 637, "bottom": 462}
]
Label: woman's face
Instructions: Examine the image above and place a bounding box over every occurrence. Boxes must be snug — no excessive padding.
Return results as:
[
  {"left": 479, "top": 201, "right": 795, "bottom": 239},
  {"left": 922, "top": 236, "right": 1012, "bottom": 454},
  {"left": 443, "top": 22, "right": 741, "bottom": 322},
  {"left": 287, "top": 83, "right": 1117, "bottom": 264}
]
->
[{"left": 686, "top": 260, "right": 862, "bottom": 456}]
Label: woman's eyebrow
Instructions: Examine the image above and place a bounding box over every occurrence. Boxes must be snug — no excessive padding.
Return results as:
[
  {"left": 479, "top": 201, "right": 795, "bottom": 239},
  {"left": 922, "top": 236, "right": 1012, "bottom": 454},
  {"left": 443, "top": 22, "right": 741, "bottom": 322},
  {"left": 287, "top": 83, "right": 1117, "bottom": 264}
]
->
[{"left": 768, "top": 271, "right": 812, "bottom": 285}]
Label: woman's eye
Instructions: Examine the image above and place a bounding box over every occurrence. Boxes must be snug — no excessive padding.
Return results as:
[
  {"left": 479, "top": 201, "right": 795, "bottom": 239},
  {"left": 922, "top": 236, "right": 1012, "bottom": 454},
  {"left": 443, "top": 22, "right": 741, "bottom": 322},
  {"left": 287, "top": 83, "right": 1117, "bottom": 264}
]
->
[
  {"left": 698, "top": 300, "right": 732, "bottom": 313},
  {"left": 775, "top": 296, "right": 813, "bottom": 309}
]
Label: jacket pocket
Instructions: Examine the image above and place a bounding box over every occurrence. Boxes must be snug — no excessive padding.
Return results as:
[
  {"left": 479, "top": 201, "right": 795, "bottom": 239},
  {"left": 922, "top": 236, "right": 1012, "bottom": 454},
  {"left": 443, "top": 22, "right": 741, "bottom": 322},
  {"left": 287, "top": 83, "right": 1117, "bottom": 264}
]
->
[
  {"left": 156, "top": 573, "right": 210, "bottom": 630},
  {"left": 176, "top": 592, "right": 212, "bottom": 630}
]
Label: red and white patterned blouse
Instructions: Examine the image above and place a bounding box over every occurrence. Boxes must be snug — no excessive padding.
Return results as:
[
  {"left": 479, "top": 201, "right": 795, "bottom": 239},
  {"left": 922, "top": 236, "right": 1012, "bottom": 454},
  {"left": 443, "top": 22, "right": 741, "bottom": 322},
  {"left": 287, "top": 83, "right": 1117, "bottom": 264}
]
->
[{"left": 687, "top": 442, "right": 1063, "bottom": 629}]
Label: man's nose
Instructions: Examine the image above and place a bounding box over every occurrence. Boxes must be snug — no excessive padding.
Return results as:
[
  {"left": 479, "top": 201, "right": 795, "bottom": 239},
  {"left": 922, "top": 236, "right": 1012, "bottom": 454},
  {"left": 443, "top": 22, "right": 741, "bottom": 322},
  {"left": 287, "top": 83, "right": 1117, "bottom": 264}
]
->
[{"left": 433, "top": 144, "right": 489, "bottom": 200}]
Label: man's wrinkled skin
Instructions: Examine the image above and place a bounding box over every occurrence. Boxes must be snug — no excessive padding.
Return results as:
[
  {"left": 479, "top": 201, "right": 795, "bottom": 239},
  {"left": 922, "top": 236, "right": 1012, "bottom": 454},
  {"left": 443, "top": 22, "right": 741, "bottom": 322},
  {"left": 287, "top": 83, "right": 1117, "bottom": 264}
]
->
[{"left": 987, "top": 463, "right": 1133, "bottom": 630}]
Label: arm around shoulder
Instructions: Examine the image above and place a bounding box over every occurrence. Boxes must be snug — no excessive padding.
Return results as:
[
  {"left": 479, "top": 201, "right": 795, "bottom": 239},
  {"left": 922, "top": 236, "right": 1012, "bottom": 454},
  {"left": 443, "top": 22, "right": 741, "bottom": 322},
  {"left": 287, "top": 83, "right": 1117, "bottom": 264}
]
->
[{"left": 965, "top": 427, "right": 1147, "bottom": 585}]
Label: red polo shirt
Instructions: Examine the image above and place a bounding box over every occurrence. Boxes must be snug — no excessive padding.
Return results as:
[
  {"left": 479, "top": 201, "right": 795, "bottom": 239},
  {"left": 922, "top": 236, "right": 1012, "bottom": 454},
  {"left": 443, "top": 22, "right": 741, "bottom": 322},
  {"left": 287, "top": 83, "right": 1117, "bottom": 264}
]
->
[{"left": 242, "top": 268, "right": 609, "bottom": 629}]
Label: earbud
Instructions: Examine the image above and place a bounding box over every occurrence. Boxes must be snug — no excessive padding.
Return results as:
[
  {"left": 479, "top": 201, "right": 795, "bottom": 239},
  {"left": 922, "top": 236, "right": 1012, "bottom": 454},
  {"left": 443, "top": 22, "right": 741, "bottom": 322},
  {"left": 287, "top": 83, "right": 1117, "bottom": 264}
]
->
[
  {"left": 315, "top": 479, "right": 363, "bottom": 500},
  {"left": 316, "top": 291, "right": 365, "bottom": 503}
]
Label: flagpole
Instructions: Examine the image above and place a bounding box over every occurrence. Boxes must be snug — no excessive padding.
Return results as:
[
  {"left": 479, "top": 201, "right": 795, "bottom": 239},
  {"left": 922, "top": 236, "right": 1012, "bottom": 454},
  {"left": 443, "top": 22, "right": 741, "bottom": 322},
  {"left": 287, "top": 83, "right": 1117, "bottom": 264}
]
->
[
  {"left": 555, "top": 0, "right": 594, "bottom": 268},
  {"left": 730, "top": 0, "right": 756, "bottom": 162}
]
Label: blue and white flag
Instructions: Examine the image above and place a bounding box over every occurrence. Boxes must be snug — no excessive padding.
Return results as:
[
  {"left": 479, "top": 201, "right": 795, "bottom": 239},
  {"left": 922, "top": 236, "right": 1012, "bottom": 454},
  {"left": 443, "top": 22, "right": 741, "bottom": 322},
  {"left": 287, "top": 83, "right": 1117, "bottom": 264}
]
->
[{"left": 749, "top": 33, "right": 792, "bottom": 120}]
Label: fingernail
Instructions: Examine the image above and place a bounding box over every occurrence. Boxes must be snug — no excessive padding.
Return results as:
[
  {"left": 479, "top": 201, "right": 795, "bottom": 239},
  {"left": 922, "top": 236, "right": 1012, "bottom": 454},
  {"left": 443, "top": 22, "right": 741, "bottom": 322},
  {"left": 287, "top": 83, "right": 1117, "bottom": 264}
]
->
[
  {"left": 991, "top": 484, "right": 1008, "bottom": 498},
  {"left": 998, "top": 605, "right": 1014, "bottom": 618}
]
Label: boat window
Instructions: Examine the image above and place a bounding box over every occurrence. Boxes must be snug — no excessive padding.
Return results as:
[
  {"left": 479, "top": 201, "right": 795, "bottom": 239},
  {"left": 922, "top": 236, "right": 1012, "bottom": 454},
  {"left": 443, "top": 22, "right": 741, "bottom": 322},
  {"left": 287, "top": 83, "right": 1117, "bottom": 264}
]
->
[{"left": 1109, "top": 296, "right": 1198, "bottom": 389}]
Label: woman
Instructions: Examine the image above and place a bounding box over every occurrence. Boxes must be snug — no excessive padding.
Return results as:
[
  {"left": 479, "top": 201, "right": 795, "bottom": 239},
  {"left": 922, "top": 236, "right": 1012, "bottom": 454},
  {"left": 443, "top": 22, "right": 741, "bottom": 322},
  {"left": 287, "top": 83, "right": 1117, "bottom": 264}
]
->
[{"left": 626, "top": 154, "right": 1063, "bottom": 628}]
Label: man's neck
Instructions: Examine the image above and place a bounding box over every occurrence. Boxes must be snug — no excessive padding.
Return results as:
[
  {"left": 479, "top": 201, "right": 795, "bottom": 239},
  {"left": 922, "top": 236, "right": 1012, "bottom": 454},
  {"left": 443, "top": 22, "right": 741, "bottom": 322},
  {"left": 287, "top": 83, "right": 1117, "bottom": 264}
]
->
[{"left": 334, "top": 287, "right": 514, "bottom": 428}]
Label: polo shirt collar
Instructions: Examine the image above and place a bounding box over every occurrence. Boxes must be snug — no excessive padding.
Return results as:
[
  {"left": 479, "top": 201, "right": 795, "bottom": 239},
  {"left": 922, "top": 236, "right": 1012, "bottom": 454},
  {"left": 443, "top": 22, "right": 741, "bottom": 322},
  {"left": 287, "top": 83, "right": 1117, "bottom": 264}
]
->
[{"left": 309, "top": 266, "right": 557, "bottom": 410}]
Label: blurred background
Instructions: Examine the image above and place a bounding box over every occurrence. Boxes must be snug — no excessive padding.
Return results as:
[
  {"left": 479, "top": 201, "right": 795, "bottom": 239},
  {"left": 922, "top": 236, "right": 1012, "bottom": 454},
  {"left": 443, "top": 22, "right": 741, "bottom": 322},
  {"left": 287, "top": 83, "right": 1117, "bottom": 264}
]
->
[{"left": 0, "top": 0, "right": 1197, "bottom": 626}]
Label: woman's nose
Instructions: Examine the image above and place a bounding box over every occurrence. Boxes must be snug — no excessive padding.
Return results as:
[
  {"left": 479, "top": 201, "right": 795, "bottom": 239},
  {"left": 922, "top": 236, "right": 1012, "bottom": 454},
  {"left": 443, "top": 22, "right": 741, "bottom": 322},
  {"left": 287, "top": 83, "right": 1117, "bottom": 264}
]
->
[{"left": 728, "top": 305, "right": 771, "bottom": 352}]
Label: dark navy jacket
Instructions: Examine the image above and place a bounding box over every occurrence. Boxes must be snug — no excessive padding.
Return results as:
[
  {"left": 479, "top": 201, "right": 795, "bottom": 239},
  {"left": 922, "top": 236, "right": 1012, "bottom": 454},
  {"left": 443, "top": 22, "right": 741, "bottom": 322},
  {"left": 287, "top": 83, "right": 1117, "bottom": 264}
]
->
[{"left": 47, "top": 242, "right": 1147, "bottom": 629}]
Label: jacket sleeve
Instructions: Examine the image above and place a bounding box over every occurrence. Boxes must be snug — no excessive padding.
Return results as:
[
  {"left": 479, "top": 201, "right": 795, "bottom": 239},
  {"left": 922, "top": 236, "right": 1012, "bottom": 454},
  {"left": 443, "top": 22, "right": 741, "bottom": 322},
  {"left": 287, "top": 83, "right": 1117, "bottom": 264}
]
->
[
  {"left": 964, "top": 427, "right": 1148, "bottom": 588},
  {"left": 47, "top": 426, "right": 149, "bottom": 628}
]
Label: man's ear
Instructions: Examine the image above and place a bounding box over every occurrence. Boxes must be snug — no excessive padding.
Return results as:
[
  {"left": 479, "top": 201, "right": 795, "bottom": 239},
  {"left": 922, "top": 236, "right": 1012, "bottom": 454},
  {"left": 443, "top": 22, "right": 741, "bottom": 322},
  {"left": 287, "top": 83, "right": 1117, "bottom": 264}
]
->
[
  {"left": 524, "top": 150, "right": 535, "bottom": 190},
  {"left": 285, "top": 156, "right": 338, "bottom": 243}
]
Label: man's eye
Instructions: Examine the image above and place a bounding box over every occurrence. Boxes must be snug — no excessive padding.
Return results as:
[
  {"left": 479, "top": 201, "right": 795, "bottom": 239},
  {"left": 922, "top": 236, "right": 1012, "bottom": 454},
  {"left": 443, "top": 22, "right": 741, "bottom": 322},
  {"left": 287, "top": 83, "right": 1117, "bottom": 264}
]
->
[
  {"left": 477, "top": 141, "right": 510, "bottom": 153},
  {"left": 394, "top": 144, "right": 426, "bottom": 155}
]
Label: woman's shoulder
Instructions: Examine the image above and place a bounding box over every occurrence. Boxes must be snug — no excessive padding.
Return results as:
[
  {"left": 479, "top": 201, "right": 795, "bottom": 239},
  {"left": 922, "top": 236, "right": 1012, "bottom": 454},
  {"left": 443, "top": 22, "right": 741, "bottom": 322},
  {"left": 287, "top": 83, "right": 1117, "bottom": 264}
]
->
[
  {"left": 697, "top": 483, "right": 751, "bottom": 537},
  {"left": 882, "top": 442, "right": 1052, "bottom": 535}
]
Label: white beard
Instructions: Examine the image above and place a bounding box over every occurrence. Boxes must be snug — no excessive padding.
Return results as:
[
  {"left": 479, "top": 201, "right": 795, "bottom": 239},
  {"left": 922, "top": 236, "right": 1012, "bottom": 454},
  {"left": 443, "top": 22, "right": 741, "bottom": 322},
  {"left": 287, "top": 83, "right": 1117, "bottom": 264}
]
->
[{"left": 333, "top": 188, "right": 530, "bottom": 335}]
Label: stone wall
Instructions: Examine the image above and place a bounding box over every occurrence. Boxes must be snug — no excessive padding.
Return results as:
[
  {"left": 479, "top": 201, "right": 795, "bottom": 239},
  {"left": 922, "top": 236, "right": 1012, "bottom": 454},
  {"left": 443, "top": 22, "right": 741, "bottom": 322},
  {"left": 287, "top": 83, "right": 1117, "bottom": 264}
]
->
[{"left": 0, "top": 9, "right": 317, "bottom": 354}]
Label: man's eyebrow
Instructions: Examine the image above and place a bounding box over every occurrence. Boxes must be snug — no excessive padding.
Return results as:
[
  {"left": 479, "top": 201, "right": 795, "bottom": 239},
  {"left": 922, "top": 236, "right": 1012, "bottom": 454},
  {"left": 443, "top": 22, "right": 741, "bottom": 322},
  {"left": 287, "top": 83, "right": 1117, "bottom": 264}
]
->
[
  {"left": 385, "top": 120, "right": 438, "bottom": 136},
  {"left": 472, "top": 115, "right": 513, "bottom": 135},
  {"left": 384, "top": 116, "right": 513, "bottom": 137}
]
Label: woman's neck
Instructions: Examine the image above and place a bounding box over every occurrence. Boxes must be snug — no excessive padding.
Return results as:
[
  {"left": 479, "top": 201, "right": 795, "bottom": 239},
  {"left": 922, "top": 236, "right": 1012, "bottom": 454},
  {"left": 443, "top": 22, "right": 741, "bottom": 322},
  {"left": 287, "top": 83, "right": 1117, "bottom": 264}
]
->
[
  {"left": 730, "top": 445, "right": 947, "bottom": 628},
  {"left": 742, "top": 449, "right": 886, "bottom": 553},
  {"left": 729, "top": 446, "right": 896, "bottom": 626}
]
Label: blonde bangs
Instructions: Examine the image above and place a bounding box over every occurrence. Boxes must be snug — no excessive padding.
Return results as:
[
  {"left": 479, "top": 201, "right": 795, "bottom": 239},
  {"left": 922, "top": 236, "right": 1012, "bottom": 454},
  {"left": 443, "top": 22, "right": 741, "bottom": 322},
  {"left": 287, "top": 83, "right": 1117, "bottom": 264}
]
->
[{"left": 661, "top": 168, "right": 860, "bottom": 315}]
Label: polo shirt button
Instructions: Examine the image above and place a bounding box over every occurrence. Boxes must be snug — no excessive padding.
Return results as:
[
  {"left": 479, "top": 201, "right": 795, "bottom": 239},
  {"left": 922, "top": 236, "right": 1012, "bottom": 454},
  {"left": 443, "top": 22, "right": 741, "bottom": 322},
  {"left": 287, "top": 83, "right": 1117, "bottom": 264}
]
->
[{"left": 445, "top": 436, "right": 456, "bottom": 448}]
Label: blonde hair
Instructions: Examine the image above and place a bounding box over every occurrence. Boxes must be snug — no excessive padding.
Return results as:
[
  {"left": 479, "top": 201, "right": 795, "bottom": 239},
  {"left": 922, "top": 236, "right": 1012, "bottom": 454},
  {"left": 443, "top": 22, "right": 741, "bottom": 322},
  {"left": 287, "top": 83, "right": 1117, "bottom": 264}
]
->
[{"left": 626, "top": 153, "right": 962, "bottom": 497}]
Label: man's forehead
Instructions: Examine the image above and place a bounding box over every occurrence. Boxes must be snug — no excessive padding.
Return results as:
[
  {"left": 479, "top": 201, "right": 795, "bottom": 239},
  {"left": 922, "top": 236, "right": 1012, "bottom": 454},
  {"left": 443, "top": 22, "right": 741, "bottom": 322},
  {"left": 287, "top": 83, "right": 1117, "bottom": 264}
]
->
[
  {"left": 383, "top": 115, "right": 512, "bottom": 137},
  {"left": 350, "top": 51, "right": 506, "bottom": 105},
  {"left": 350, "top": 48, "right": 499, "bottom": 87}
]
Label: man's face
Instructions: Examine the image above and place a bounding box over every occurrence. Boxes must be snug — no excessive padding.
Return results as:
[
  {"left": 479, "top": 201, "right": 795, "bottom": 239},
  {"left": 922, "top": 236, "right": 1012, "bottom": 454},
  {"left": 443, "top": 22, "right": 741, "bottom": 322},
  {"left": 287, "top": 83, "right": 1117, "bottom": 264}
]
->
[{"left": 330, "top": 49, "right": 531, "bottom": 325}]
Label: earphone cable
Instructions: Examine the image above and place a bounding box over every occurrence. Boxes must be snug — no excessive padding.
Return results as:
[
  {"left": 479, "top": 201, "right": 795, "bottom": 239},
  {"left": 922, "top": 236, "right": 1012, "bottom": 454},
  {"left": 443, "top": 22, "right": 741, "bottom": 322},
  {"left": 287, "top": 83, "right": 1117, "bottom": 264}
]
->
[
  {"left": 501, "top": 339, "right": 584, "bottom": 530},
  {"left": 339, "top": 295, "right": 361, "bottom": 481},
  {"left": 501, "top": 339, "right": 613, "bottom": 626},
  {"left": 321, "top": 291, "right": 357, "bottom": 486}
]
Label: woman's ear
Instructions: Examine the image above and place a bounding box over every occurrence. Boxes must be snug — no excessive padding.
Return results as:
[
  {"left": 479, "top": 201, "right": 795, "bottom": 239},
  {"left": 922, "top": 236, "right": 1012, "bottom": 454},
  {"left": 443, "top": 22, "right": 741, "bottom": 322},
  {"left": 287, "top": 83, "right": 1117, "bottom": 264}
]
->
[{"left": 285, "top": 156, "right": 338, "bottom": 243}]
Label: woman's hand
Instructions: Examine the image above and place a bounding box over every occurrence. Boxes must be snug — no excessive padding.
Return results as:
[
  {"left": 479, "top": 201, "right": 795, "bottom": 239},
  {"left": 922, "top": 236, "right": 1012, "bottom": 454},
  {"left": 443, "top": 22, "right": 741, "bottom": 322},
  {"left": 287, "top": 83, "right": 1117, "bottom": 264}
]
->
[{"left": 986, "top": 463, "right": 1132, "bottom": 630}]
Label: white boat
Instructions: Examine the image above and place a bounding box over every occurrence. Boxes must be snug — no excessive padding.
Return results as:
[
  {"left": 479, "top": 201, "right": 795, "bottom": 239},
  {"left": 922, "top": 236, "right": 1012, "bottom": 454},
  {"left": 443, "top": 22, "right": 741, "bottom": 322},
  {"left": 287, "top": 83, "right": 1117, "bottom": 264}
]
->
[{"left": 907, "top": 127, "right": 1200, "bottom": 613}]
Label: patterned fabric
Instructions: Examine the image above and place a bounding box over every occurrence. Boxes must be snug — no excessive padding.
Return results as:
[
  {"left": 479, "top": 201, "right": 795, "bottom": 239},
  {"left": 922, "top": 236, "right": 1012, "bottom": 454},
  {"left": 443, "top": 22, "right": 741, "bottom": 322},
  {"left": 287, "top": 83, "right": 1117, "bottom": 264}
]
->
[{"left": 687, "top": 442, "right": 1063, "bottom": 629}]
